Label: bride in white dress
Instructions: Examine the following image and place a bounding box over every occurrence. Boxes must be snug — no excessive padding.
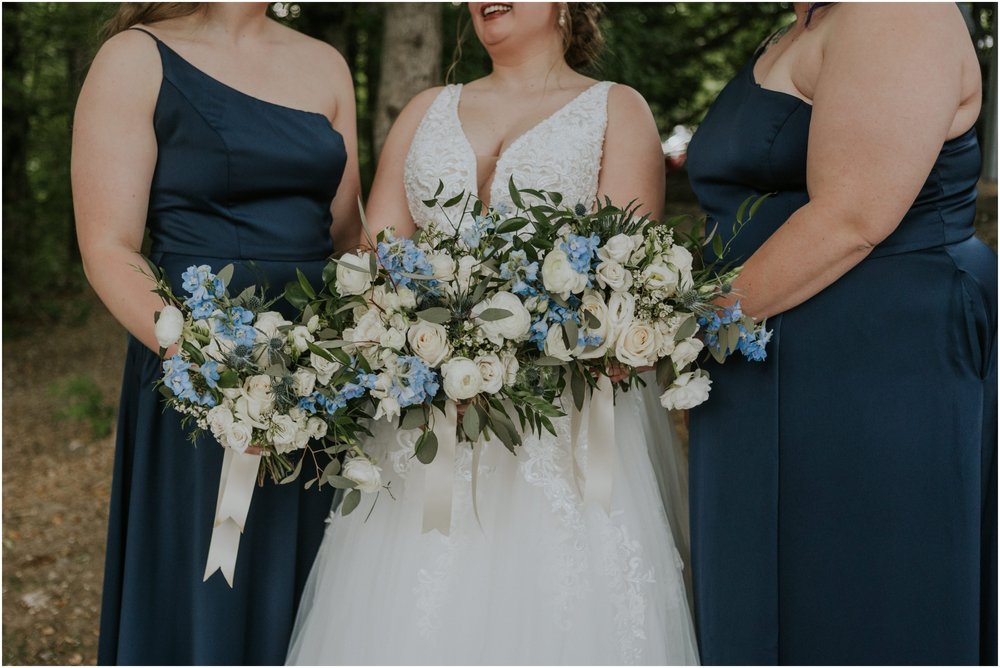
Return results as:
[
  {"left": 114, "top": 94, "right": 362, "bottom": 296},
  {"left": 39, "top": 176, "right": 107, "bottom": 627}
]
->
[{"left": 287, "top": 3, "right": 699, "bottom": 664}]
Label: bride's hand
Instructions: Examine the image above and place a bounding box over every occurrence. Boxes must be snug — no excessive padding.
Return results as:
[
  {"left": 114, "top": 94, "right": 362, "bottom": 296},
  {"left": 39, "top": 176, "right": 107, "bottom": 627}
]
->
[{"left": 604, "top": 363, "right": 654, "bottom": 384}]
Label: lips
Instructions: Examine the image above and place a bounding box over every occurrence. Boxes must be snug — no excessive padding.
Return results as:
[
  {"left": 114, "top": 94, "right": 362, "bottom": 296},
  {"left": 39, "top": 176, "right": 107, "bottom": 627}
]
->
[{"left": 481, "top": 3, "right": 512, "bottom": 20}]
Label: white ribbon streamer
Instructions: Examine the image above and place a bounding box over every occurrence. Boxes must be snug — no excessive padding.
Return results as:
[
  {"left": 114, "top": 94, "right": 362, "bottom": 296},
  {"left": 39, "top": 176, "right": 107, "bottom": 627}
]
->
[
  {"left": 570, "top": 374, "right": 617, "bottom": 512},
  {"left": 422, "top": 401, "right": 458, "bottom": 535},
  {"left": 203, "top": 448, "right": 261, "bottom": 587}
]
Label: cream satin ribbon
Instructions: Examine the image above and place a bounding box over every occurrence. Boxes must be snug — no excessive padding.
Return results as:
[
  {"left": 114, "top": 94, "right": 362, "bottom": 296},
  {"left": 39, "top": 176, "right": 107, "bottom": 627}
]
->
[
  {"left": 203, "top": 448, "right": 261, "bottom": 586},
  {"left": 569, "top": 374, "right": 616, "bottom": 511},
  {"left": 422, "top": 401, "right": 458, "bottom": 535}
]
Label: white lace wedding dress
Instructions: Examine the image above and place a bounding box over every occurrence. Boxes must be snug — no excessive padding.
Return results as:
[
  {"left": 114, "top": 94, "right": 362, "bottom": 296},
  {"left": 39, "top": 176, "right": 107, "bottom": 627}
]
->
[{"left": 286, "top": 82, "right": 700, "bottom": 666}]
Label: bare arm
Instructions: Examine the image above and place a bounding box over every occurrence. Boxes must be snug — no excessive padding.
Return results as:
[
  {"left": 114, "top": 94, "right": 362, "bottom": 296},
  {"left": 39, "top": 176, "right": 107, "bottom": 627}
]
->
[
  {"left": 360, "top": 87, "right": 442, "bottom": 245},
  {"left": 325, "top": 48, "right": 363, "bottom": 253},
  {"left": 729, "top": 3, "right": 978, "bottom": 320},
  {"left": 72, "top": 31, "right": 166, "bottom": 353},
  {"left": 597, "top": 85, "right": 666, "bottom": 220}
]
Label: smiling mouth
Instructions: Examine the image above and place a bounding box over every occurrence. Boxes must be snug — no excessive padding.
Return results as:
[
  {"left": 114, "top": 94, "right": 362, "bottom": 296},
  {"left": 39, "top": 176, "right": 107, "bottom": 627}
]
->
[{"left": 481, "top": 3, "right": 512, "bottom": 20}]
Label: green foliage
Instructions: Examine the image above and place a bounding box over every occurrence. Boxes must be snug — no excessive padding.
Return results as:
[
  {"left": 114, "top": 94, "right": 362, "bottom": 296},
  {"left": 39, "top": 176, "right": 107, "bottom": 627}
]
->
[{"left": 48, "top": 374, "right": 116, "bottom": 439}]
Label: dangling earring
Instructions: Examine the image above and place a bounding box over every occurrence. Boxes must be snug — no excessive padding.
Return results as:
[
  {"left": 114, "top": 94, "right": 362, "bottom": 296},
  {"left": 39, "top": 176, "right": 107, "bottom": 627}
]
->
[{"left": 558, "top": 7, "right": 568, "bottom": 28}]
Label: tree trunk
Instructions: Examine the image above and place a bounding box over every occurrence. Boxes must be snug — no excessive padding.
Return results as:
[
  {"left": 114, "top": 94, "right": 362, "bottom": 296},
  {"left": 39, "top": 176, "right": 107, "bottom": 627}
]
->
[{"left": 373, "top": 3, "right": 442, "bottom": 159}]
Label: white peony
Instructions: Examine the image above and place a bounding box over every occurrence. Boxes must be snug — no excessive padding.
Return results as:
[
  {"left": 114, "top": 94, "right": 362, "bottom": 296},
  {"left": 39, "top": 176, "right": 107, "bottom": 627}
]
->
[
  {"left": 659, "top": 371, "right": 712, "bottom": 410},
  {"left": 671, "top": 337, "right": 704, "bottom": 369},
  {"left": 474, "top": 354, "right": 504, "bottom": 394},
  {"left": 292, "top": 368, "right": 317, "bottom": 397},
  {"left": 428, "top": 253, "right": 456, "bottom": 281},
  {"left": 598, "top": 233, "right": 637, "bottom": 264},
  {"left": 342, "top": 457, "right": 382, "bottom": 493},
  {"left": 472, "top": 291, "right": 531, "bottom": 344},
  {"left": 441, "top": 357, "right": 483, "bottom": 401},
  {"left": 541, "top": 249, "right": 588, "bottom": 299},
  {"left": 206, "top": 405, "right": 235, "bottom": 439},
  {"left": 595, "top": 260, "right": 633, "bottom": 293},
  {"left": 336, "top": 251, "right": 374, "bottom": 296},
  {"left": 222, "top": 421, "right": 253, "bottom": 453},
  {"left": 641, "top": 262, "right": 679, "bottom": 296},
  {"left": 154, "top": 305, "right": 185, "bottom": 349},
  {"left": 577, "top": 291, "right": 612, "bottom": 359},
  {"left": 500, "top": 352, "right": 520, "bottom": 386},
  {"left": 615, "top": 321, "right": 660, "bottom": 367},
  {"left": 270, "top": 414, "right": 300, "bottom": 454},
  {"left": 544, "top": 324, "right": 576, "bottom": 362},
  {"left": 306, "top": 416, "right": 328, "bottom": 439},
  {"left": 407, "top": 321, "right": 451, "bottom": 367},
  {"left": 310, "top": 352, "right": 341, "bottom": 386}
]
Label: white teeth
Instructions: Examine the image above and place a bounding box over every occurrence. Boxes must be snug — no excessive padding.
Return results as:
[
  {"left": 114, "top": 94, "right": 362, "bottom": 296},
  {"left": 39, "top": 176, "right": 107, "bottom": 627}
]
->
[{"left": 482, "top": 4, "right": 512, "bottom": 17}]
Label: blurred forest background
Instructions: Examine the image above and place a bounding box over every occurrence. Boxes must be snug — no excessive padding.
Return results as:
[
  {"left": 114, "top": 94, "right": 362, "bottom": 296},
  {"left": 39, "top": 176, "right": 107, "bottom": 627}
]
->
[{"left": 2, "top": 2, "right": 997, "bottom": 664}]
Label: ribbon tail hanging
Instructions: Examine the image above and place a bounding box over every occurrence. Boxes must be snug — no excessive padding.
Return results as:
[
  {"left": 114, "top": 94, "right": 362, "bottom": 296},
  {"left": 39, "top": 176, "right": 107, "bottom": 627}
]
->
[
  {"left": 586, "top": 375, "right": 617, "bottom": 512},
  {"left": 203, "top": 448, "right": 261, "bottom": 587}
]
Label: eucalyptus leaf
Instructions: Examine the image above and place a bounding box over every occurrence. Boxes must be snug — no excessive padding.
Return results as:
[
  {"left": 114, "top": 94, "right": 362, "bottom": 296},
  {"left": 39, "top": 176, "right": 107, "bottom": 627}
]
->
[
  {"left": 476, "top": 308, "right": 513, "bottom": 322},
  {"left": 341, "top": 489, "right": 362, "bottom": 516},
  {"left": 307, "top": 341, "right": 336, "bottom": 363},
  {"left": 674, "top": 315, "right": 698, "bottom": 342},
  {"left": 442, "top": 192, "right": 464, "bottom": 208},
  {"left": 416, "top": 430, "right": 438, "bottom": 465},
  {"left": 570, "top": 368, "right": 586, "bottom": 411},
  {"left": 296, "top": 268, "right": 316, "bottom": 299},
  {"left": 584, "top": 310, "right": 602, "bottom": 329},
  {"left": 327, "top": 474, "right": 359, "bottom": 490},
  {"left": 401, "top": 407, "right": 427, "bottom": 430},
  {"left": 416, "top": 307, "right": 451, "bottom": 324},
  {"left": 463, "top": 404, "right": 482, "bottom": 442},
  {"left": 563, "top": 320, "right": 579, "bottom": 349},
  {"left": 656, "top": 357, "right": 677, "bottom": 388},
  {"left": 278, "top": 456, "right": 304, "bottom": 484}
]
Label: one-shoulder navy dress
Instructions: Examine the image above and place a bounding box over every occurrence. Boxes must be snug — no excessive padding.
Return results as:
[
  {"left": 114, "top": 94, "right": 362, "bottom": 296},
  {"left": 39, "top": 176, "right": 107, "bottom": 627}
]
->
[
  {"left": 686, "top": 47, "right": 997, "bottom": 665},
  {"left": 98, "top": 29, "right": 340, "bottom": 665}
]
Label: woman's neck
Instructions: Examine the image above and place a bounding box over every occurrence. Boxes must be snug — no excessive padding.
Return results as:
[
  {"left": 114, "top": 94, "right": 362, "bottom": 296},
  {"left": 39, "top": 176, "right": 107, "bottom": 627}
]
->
[
  {"left": 486, "top": 39, "right": 576, "bottom": 93},
  {"left": 197, "top": 2, "right": 271, "bottom": 44}
]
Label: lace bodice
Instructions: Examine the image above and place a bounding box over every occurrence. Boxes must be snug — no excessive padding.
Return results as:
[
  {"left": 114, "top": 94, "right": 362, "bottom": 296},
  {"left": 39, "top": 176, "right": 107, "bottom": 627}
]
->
[{"left": 404, "top": 81, "right": 614, "bottom": 232}]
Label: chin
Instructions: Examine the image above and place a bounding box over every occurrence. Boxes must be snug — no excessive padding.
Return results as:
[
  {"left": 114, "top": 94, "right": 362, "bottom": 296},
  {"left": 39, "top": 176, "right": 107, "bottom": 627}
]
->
[{"left": 469, "top": 2, "right": 557, "bottom": 52}]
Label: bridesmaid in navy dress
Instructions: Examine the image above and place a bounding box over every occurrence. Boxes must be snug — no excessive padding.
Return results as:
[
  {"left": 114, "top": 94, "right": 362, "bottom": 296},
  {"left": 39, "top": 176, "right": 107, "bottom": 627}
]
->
[
  {"left": 71, "top": 4, "right": 360, "bottom": 663},
  {"left": 686, "top": 3, "right": 996, "bottom": 664}
]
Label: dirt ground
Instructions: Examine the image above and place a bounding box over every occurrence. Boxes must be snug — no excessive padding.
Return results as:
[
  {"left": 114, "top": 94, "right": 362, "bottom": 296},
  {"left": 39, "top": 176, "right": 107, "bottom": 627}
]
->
[{"left": 1, "top": 191, "right": 996, "bottom": 665}]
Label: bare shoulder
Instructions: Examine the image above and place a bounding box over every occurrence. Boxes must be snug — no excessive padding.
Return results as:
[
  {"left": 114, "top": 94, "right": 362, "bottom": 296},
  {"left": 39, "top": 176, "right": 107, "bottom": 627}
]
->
[
  {"left": 273, "top": 22, "right": 353, "bottom": 84},
  {"left": 398, "top": 86, "right": 448, "bottom": 124},
  {"left": 826, "top": 2, "right": 970, "bottom": 48},
  {"left": 606, "top": 84, "right": 656, "bottom": 126},
  {"left": 80, "top": 30, "right": 162, "bottom": 108}
]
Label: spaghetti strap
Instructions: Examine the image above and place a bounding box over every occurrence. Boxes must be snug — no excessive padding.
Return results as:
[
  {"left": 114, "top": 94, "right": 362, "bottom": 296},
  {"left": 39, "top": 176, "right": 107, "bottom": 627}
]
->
[{"left": 127, "top": 26, "right": 160, "bottom": 42}]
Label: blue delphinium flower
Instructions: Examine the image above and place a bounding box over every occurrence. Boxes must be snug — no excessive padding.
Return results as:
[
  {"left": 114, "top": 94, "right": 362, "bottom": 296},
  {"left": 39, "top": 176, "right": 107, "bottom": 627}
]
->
[
  {"left": 500, "top": 250, "right": 540, "bottom": 297},
  {"left": 162, "top": 355, "right": 198, "bottom": 402},
  {"left": 199, "top": 360, "right": 221, "bottom": 389},
  {"left": 211, "top": 306, "right": 256, "bottom": 346},
  {"left": 737, "top": 327, "right": 772, "bottom": 362},
  {"left": 388, "top": 356, "right": 439, "bottom": 408},
  {"left": 181, "top": 265, "right": 224, "bottom": 319},
  {"left": 579, "top": 333, "right": 604, "bottom": 348},
  {"left": 460, "top": 215, "right": 495, "bottom": 250},
  {"left": 561, "top": 233, "right": 601, "bottom": 275},
  {"left": 377, "top": 233, "right": 436, "bottom": 290}
]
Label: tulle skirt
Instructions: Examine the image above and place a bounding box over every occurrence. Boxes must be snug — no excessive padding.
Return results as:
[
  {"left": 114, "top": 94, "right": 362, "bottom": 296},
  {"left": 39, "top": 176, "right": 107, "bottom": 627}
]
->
[{"left": 286, "top": 375, "right": 700, "bottom": 665}]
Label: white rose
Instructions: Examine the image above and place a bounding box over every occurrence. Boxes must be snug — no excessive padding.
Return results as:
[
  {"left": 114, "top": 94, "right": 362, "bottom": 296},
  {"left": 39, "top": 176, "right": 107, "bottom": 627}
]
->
[
  {"left": 641, "top": 262, "right": 679, "bottom": 296},
  {"left": 290, "top": 325, "right": 315, "bottom": 354},
  {"left": 407, "top": 321, "right": 451, "bottom": 367},
  {"left": 206, "top": 405, "right": 234, "bottom": 439},
  {"left": 243, "top": 374, "right": 273, "bottom": 404},
  {"left": 380, "top": 327, "right": 406, "bottom": 351},
  {"left": 428, "top": 253, "right": 456, "bottom": 281},
  {"left": 154, "top": 305, "right": 185, "bottom": 349},
  {"left": 577, "top": 291, "right": 611, "bottom": 359},
  {"left": 544, "top": 324, "right": 576, "bottom": 362},
  {"left": 607, "top": 292, "right": 636, "bottom": 336},
  {"left": 598, "top": 233, "right": 637, "bottom": 264},
  {"left": 671, "top": 337, "right": 704, "bottom": 369},
  {"left": 345, "top": 309, "right": 387, "bottom": 348},
  {"left": 500, "top": 352, "right": 520, "bottom": 386},
  {"left": 654, "top": 320, "right": 678, "bottom": 358},
  {"left": 472, "top": 291, "right": 531, "bottom": 344},
  {"left": 615, "top": 321, "right": 660, "bottom": 367},
  {"left": 254, "top": 311, "right": 291, "bottom": 341},
  {"left": 541, "top": 249, "right": 587, "bottom": 298},
  {"left": 292, "top": 368, "right": 317, "bottom": 397},
  {"left": 474, "top": 354, "right": 504, "bottom": 394},
  {"left": 595, "top": 260, "right": 633, "bottom": 293},
  {"left": 659, "top": 371, "right": 712, "bottom": 410},
  {"left": 270, "top": 414, "right": 300, "bottom": 454},
  {"left": 456, "top": 255, "right": 478, "bottom": 293},
  {"left": 665, "top": 245, "right": 694, "bottom": 276},
  {"left": 342, "top": 458, "right": 382, "bottom": 493},
  {"left": 441, "top": 357, "right": 483, "bottom": 400},
  {"left": 223, "top": 422, "right": 253, "bottom": 453},
  {"left": 336, "top": 251, "right": 374, "bottom": 296},
  {"left": 306, "top": 417, "right": 328, "bottom": 439},
  {"left": 310, "top": 352, "right": 341, "bottom": 386}
]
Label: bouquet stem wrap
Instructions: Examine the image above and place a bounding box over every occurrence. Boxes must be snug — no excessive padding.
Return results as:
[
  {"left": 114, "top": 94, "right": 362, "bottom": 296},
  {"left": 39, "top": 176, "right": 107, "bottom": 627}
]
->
[
  {"left": 569, "top": 374, "right": 616, "bottom": 511},
  {"left": 423, "top": 402, "right": 459, "bottom": 535},
  {"left": 203, "top": 449, "right": 261, "bottom": 586}
]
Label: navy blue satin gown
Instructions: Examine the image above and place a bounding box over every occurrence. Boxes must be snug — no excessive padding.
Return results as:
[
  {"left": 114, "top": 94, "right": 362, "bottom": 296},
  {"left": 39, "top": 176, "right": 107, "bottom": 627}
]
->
[
  {"left": 98, "top": 29, "right": 341, "bottom": 665},
  {"left": 686, "top": 47, "right": 997, "bottom": 665}
]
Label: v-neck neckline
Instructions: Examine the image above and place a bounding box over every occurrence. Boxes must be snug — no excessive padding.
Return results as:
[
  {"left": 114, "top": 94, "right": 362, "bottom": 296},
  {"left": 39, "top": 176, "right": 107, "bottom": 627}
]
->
[{"left": 451, "top": 81, "right": 604, "bottom": 204}]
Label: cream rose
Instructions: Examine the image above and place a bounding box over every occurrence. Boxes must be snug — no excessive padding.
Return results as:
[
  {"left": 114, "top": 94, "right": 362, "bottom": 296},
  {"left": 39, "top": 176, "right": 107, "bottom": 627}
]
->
[
  {"left": 473, "top": 291, "right": 531, "bottom": 344},
  {"left": 222, "top": 421, "right": 253, "bottom": 453},
  {"left": 429, "top": 253, "right": 456, "bottom": 281},
  {"left": 544, "top": 324, "right": 576, "bottom": 362},
  {"left": 154, "top": 305, "right": 184, "bottom": 349},
  {"left": 474, "top": 354, "right": 505, "bottom": 394},
  {"left": 659, "top": 371, "right": 712, "bottom": 410},
  {"left": 342, "top": 458, "right": 383, "bottom": 493},
  {"left": 292, "top": 368, "right": 317, "bottom": 397},
  {"left": 206, "top": 405, "right": 235, "bottom": 439},
  {"left": 615, "top": 321, "right": 660, "bottom": 367},
  {"left": 336, "top": 251, "right": 374, "bottom": 296},
  {"left": 541, "top": 249, "right": 587, "bottom": 298},
  {"left": 598, "top": 233, "right": 637, "bottom": 264},
  {"left": 671, "top": 337, "right": 704, "bottom": 369},
  {"left": 607, "top": 292, "right": 636, "bottom": 336},
  {"left": 407, "top": 320, "right": 451, "bottom": 367},
  {"left": 441, "top": 357, "right": 483, "bottom": 401},
  {"left": 595, "top": 260, "right": 633, "bottom": 293},
  {"left": 310, "top": 352, "right": 341, "bottom": 386},
  {"left": 500, "top": 352, "right": 520, "bottom": 386},
  {"left": 345, "top": 309, "right": 387, "bottom": 348},
  {"left": 270, "top": 414, "right": 300, "bottom": 454}
]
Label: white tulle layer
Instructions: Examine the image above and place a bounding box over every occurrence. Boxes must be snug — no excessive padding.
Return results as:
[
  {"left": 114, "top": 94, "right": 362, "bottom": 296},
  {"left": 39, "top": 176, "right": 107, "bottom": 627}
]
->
[{"left": 287, "top": 376, "right": 699, "bottom": 665}]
